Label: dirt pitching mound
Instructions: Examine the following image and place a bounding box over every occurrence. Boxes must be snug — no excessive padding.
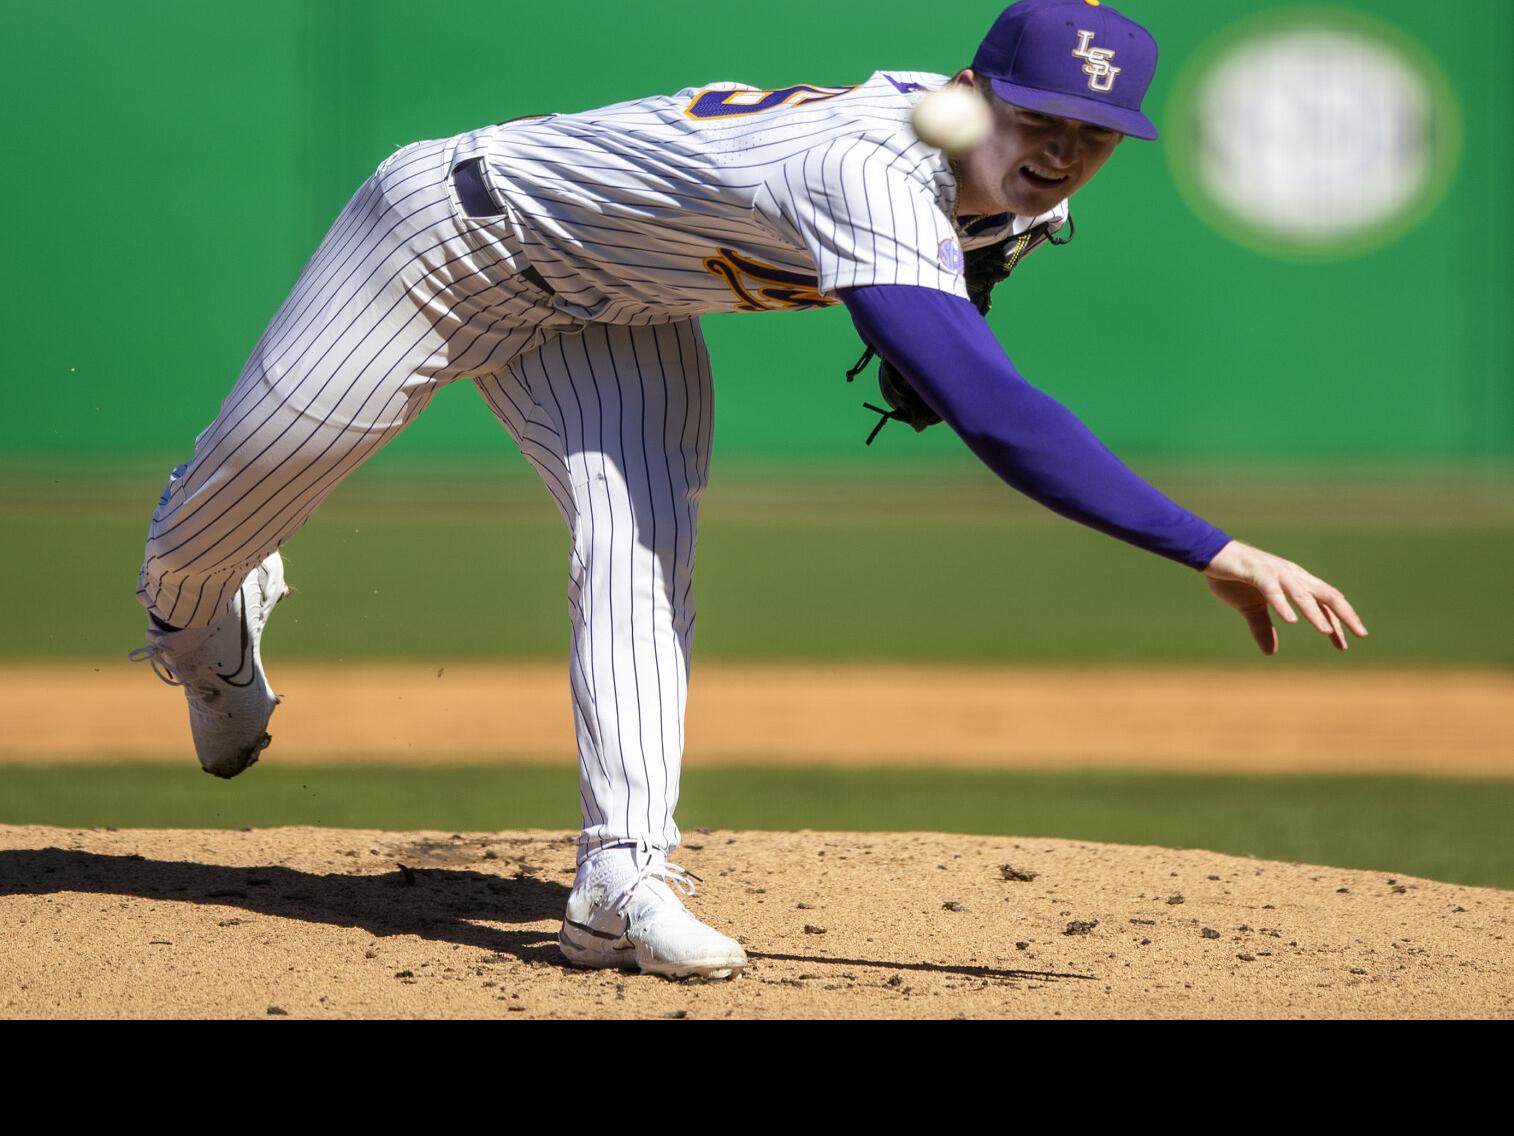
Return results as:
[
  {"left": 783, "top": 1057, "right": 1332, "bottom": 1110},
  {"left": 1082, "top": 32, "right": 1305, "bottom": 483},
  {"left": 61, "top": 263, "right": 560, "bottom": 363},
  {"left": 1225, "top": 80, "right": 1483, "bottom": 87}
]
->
[{"left": 2, "top": 825, "right": 1508, "bottom": 1019}]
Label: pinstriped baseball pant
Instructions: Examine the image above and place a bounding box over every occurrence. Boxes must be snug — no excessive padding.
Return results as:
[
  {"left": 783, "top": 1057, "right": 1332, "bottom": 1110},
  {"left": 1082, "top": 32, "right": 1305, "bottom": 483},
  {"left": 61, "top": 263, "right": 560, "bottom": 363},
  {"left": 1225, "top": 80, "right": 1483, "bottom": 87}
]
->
[{"left": 136, "top": 135, "right": 712, "bottom": 861}]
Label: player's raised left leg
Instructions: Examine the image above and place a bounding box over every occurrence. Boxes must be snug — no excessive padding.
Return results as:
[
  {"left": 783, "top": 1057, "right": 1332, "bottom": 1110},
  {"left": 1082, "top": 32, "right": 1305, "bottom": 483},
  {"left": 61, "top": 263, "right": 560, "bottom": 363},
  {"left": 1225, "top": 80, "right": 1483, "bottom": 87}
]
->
[{"left": 133, "top": 134, "right": 563, "bottom": 777}]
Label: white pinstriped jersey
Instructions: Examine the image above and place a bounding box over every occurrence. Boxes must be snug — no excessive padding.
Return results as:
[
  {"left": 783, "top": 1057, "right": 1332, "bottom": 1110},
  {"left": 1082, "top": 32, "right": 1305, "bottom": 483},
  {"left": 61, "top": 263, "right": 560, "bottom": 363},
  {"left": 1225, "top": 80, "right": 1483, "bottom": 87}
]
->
[{"left": 465, "top": 71, "right": 1069, "bottom": 325}]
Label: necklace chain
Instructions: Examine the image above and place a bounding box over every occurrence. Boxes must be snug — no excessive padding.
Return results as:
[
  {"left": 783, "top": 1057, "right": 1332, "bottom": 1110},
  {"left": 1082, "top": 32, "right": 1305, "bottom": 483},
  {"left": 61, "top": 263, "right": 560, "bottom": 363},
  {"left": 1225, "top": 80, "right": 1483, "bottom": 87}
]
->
[{"left": 947, "top": 157, "right": 965, "bottom": 235}]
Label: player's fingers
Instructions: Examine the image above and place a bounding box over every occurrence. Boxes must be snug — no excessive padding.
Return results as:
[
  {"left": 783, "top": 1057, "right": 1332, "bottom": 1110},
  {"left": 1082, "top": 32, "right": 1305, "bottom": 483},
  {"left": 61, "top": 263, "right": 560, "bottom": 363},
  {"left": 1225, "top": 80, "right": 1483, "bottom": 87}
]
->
[
  {"left": 1260, "top": 583, "right": 1297, "bottom": 625},
  {"left": 1284, "top": 580, "right": 1334, "bottom": 635},
  {"left": 1323, "top": 605, "right": 1347, "bottom": 651},
  {"left": 1320, "top": 586, "right": 1369, "bottom": 638},
  {"left": 1243, "top": 608, "right": 1278, "bottom": 655},
  {"left": 1262, "top": 624, "right": 1280, "bottom": 655}
]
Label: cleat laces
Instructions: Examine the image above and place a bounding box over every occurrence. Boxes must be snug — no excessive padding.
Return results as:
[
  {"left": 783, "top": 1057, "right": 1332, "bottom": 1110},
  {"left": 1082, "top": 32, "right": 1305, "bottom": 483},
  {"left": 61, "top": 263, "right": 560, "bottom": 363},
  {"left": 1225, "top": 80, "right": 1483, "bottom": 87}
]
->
[
  {"left": 129, "top": 636, "right": 221, "bottom": 700},
  {"left": 128, "top": 641, "right": 190, "bottom": 688},
  {"left": 606, "top": 848, "right": 705, "bottom": 921}
]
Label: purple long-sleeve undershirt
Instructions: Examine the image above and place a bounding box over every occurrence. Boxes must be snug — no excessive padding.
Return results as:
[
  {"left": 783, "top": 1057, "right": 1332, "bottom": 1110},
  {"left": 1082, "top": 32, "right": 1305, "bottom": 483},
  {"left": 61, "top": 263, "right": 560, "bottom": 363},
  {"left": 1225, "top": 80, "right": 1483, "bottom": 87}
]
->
[{"left": 838, "top": 284, "right": 1231, "bottom": 571}]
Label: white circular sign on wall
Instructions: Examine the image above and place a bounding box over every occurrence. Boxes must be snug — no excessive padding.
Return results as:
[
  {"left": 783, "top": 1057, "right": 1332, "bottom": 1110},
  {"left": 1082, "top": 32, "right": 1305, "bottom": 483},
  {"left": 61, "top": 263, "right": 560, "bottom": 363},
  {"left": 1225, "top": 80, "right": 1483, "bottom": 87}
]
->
[{"left": 1169, "top": 9, "right": 1460, "bottom": 258}]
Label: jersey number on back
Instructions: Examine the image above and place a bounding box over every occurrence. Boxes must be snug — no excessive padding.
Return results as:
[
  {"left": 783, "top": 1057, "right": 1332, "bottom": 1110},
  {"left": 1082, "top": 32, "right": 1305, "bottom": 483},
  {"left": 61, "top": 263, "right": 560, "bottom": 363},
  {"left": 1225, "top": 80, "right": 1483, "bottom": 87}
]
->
[{"left": 684, "top": 84, "right": 852, "bottom": 119}]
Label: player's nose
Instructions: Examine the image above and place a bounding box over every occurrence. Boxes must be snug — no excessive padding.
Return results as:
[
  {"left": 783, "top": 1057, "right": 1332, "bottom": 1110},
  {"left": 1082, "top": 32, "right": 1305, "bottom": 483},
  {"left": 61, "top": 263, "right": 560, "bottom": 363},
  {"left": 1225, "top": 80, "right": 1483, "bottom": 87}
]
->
[{"left": 1041, "top": 126, "right": 1083, "bottom": 168}]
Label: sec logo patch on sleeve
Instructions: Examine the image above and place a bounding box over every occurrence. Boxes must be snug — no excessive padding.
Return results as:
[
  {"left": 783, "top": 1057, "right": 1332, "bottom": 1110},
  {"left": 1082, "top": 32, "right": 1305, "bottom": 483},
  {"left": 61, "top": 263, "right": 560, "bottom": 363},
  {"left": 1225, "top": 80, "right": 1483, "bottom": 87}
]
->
[{"left": 938, "top": 238, "right": 965, "bottom": 273}]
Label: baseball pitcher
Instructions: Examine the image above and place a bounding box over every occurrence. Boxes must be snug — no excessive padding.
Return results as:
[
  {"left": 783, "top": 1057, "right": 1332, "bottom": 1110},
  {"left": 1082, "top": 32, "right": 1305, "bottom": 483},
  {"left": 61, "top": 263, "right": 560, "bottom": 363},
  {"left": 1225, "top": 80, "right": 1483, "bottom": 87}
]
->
[{"left": 130, "top": 0, "right": 1367, "bottom": 981}]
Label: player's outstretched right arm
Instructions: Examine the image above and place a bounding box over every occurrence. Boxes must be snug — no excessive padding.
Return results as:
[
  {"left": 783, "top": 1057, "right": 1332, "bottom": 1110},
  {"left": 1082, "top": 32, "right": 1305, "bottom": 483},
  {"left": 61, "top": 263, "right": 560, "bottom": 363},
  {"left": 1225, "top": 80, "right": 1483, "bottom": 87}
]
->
[
  {"left": 838, "top": 283, "right": 1369, "bottom": 655},
  {"left": 838, "top": 283, "right": 1230, "bottom": 569}
]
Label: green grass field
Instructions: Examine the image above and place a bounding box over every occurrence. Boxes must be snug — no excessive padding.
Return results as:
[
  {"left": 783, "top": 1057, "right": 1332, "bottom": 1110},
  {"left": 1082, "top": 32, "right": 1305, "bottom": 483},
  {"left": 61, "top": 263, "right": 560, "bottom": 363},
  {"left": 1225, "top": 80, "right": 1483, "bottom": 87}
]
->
[
  {"left": 3, "top": 764, "right": 1510, "bottom": 889},
  {"left": 9, "top": 463, "right": 1514, "bottom": 665},
  {"left": 6, "top": 465, "right": 1510, "bottom": 894}
]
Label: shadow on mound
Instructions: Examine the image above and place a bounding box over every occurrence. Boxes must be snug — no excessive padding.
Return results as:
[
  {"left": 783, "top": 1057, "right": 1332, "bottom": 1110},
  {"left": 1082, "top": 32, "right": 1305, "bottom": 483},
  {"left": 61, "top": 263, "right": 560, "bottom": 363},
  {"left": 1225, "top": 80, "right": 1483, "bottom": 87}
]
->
[{"left": 1, "top": 845, "right": 568, "bottom": 965}]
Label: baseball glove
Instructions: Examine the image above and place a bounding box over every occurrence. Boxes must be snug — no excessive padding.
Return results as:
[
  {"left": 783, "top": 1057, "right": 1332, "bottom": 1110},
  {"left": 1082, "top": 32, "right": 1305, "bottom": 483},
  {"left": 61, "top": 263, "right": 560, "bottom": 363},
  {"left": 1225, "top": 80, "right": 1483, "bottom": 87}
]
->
[{"left": 846, "top": 215, "right": 1074, "bottom": 445}]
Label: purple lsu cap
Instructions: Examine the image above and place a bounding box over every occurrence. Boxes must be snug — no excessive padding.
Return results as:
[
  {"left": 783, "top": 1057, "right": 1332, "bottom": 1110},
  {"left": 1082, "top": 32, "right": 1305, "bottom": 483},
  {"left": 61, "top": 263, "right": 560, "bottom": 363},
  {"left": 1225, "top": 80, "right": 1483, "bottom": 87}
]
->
[{"left": 971, "top": 0, "right": 1159, "bottom": 140}]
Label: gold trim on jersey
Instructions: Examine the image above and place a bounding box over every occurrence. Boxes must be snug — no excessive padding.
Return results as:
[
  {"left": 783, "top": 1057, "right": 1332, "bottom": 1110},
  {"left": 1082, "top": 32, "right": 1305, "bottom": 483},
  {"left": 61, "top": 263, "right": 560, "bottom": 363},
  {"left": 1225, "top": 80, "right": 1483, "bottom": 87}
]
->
[
  {"left": 702, "top": 247, "right": 836, "bottom": 311},
  {"left": 683, "top": 84, "right": 855, "bottom": 120}
]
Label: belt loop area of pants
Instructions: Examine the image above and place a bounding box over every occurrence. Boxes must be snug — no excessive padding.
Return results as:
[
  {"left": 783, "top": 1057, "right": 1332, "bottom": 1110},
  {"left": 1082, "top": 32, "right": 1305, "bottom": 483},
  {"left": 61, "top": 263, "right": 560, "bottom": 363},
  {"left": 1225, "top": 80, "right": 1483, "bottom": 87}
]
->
[
  {"left": 450, "top": 158, "right": 558, "bottom": 298},
  {"left": 452, "top": 158, "right": 500, "bottom": 219}
]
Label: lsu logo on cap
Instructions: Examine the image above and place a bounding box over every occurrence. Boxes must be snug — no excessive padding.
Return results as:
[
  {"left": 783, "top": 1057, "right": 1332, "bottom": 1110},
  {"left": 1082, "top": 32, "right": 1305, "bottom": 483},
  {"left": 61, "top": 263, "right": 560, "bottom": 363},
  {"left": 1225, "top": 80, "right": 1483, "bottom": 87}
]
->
[
  {"left": 938, "top": 238, "right": 965, "bottom": 273},
  {"left": 1072, "top": 30, "right": 1121, "bottom": 92}
]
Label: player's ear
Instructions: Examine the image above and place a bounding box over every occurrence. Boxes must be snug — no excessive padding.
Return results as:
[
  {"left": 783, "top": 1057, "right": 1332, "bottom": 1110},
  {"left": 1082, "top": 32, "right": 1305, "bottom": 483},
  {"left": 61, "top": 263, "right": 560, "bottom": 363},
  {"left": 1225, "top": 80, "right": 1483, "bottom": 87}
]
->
[{"left": 951, "top": 68, "right": 977, "bottom": 91}]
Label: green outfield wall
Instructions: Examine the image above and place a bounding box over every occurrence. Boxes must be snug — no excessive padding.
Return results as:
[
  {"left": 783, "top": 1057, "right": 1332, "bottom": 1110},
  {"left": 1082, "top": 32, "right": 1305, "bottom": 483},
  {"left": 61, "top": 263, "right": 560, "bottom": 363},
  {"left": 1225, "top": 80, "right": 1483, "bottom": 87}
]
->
[{"left": 5, "top": 0, "right": 1510, "bottom": 465}]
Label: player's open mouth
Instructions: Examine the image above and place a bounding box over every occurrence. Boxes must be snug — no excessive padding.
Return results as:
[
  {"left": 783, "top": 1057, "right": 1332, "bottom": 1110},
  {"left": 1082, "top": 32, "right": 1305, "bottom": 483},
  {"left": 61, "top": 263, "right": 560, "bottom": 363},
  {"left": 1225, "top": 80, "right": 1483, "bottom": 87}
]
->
[{"left": 1020, "top": 164, "right": 1070, "bottom": 187}]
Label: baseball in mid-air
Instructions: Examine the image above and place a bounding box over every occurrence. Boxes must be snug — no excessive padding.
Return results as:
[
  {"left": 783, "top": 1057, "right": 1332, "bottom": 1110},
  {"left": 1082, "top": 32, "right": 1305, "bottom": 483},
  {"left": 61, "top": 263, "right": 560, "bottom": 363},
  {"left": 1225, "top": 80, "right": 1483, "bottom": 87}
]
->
[{"left": 911, "top": 85, "right": 993, "bottom": 153}]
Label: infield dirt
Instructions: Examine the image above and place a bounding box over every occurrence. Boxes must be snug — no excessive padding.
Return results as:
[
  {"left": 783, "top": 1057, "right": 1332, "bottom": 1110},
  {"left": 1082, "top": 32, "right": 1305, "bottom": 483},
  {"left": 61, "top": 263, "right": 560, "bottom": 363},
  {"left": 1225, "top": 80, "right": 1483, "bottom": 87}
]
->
[
  {"left": 2, "top": 824, "right": 1509, "bottom": 1019},
  {"left": 5, "top": 663, "right": 1512, "bottom": 774}
]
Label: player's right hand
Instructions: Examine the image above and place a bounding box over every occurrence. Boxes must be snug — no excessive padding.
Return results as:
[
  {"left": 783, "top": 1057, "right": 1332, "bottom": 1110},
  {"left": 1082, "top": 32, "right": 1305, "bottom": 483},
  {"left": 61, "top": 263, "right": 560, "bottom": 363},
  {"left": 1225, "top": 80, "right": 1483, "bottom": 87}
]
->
[{"left": 1200, "top": 539, "right": 1368, "bottom": 656}]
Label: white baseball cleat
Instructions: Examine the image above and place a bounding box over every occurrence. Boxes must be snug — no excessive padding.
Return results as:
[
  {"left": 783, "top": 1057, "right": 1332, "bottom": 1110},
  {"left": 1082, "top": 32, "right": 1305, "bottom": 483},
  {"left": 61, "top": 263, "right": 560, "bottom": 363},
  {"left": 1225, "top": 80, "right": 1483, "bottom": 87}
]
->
[
  {"left": 560, "top": 838, "right": 748, "bottom": 981},
  {"left": 129, "top": 552, "right": 290, "bottom": 779}
]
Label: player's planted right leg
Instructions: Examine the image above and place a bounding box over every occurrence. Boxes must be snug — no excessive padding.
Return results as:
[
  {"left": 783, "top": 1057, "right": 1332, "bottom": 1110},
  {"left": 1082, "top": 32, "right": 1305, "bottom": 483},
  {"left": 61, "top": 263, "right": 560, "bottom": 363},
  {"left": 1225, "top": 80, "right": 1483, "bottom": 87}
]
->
[{"left": 476, "top": 317, "right": 742, "bottom": 979}]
